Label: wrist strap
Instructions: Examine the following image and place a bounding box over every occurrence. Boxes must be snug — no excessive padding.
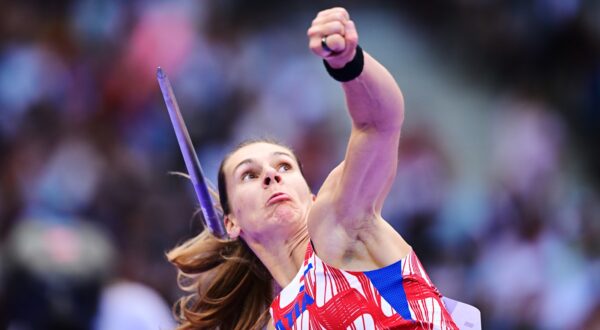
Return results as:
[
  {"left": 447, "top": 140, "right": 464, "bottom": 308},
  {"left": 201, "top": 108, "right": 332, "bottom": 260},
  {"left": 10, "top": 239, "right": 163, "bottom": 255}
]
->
[{"left": 323, "top": 45, "right": 364, "bottom": 82}]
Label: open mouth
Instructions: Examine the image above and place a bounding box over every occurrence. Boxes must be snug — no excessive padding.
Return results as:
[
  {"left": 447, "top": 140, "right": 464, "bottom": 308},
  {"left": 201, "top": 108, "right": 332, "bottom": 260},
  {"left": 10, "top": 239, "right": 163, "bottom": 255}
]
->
[{"left": 266, "top": 192, "right": 291, "bottom": 206}]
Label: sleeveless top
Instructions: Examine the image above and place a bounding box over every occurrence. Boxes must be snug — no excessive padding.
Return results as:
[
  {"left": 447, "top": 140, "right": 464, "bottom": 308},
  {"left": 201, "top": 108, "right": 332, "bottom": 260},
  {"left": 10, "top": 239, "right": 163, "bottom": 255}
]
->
[{"left": 269, "top": 243, "right": 458, "bottom": 330}]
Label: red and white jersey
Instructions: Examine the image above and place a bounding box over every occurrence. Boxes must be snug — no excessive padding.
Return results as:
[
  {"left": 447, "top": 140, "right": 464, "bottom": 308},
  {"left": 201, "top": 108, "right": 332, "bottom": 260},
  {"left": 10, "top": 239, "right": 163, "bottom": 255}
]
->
[{"left": 269, "top": 243, "right": 457, "bottom": 330}]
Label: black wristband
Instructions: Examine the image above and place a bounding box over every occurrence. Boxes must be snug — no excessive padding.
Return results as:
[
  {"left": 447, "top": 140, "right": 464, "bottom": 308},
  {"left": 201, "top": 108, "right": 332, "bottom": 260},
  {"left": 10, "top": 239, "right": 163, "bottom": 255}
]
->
[{"left": 323, "top": 45, "right": 364, "bottom": 82}]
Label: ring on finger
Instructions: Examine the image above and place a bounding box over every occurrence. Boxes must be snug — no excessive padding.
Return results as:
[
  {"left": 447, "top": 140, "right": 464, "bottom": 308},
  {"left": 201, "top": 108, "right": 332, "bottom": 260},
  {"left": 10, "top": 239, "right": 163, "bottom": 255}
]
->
[{"left": 321, "top": 36, "right": 333, "bottom": 53}]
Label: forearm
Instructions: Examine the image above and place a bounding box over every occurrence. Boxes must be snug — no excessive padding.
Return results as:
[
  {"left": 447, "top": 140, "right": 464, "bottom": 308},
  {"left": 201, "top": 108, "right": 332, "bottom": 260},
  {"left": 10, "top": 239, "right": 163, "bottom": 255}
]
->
[{"left": 340, "top": 51, "right": 404, "bottom": 132}]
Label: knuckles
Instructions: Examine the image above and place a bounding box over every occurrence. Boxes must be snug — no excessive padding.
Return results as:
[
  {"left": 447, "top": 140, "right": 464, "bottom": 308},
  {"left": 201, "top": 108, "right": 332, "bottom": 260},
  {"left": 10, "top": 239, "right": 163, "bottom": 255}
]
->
[{"left": 308, "top": 7, "right": 355, "bottom": 58}]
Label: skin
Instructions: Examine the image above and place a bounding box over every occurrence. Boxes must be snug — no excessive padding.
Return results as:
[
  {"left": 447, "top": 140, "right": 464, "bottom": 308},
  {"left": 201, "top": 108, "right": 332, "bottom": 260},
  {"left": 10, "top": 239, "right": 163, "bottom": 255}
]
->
[
  {"left": 224, "top": 6, "right": 412, "bottom": 320},
  {"left": 223, "top": 143, "right": 313, "bottom": 285}
]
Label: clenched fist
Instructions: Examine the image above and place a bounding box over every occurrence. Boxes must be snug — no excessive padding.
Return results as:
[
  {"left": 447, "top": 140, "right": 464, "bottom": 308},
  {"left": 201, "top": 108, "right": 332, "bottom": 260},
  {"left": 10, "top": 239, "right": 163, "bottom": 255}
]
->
[{"left": 307, "top": 7, "right": 359, "bottom": 69}]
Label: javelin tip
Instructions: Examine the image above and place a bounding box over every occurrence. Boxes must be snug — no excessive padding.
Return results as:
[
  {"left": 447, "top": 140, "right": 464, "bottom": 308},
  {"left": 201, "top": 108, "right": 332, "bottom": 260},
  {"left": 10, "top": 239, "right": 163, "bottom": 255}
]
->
[{"left": 156, "top": 67, "right": 166, "bottom": 79}]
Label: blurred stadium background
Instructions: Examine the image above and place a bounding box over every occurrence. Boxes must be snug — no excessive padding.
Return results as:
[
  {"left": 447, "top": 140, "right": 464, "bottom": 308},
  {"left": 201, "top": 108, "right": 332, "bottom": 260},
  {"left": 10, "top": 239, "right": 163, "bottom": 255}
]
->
[{"left": 0, "top": 1, "right": 598, "bottom": 329}]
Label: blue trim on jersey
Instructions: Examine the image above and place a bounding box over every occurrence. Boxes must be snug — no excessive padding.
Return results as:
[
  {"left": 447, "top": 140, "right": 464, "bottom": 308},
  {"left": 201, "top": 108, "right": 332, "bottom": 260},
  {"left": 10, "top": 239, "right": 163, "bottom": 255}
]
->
[{"left": 363, "top": 260, "right": 412, "bottom": 321}]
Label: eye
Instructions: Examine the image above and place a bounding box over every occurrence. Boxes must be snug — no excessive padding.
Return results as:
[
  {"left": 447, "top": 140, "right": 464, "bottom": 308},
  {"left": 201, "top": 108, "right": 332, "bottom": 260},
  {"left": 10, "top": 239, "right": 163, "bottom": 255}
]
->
[
  {"left": 241, "top": 171, "right": 258, "bottom": 182},
  {"left": 278, "top": 162, "right": 292, "bottom": 172}
]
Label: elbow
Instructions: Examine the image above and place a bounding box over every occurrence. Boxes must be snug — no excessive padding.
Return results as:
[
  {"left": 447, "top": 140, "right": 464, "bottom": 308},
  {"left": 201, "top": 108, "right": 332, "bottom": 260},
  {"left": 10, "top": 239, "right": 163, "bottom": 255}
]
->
[
  {"left": 364, "top": 90, "right": 405, "bottom": 133},
  {"left": 378, "top": 106, "right": 404, "bottom": 132},
  {"left": 381, "top": 88, "right": 405, "bottom": 131},
  {"left": 354, "top": 106, "right": 404, "bottom": 134}
]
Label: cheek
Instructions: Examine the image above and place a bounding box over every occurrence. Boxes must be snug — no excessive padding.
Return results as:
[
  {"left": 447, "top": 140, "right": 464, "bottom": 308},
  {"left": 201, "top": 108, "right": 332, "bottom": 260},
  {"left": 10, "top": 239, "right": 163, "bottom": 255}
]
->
[
  {"left": 231, "top": 186, "right": 260, "bottom": 215},
  {"left": 292, "top": 176, "right": 311, "bottom": 199}
]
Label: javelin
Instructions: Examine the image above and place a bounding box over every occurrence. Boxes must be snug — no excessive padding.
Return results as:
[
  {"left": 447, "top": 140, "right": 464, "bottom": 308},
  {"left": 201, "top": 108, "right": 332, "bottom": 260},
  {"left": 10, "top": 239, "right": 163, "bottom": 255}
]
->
[{"left": 156, "top": 67, "right": 226, "bottom": 238}]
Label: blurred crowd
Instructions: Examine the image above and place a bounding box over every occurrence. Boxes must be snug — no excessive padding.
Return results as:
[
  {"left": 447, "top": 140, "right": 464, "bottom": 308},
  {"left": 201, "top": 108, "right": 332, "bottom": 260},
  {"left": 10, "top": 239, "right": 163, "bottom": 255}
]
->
[{"left": 0, "top": 0, "right": 598, "bottom": 329}]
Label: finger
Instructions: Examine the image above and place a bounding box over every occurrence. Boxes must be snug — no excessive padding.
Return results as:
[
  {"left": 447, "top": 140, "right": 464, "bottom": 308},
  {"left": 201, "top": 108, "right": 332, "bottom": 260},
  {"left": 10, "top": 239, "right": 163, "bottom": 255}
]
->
[
  {"left": 309, "top": 36, "right": 333, "bottom": 57},
  {"left": 311, "top": 11, "right": 349, "bottom": 27},
  {"left": 343, "top": 20, "right": 358, "bottom": 51},
  {"left": 309, "top": 34, "right": 345, "bottom": 57},
  {"left": 323, "top": 34, "right": 346, "bottom": 53},
  {"left": 326, "top": 21, "right": 357, "bottom": 61},
  {"left": 315, "top": 7, "right": 349, "bottom": 21},
  {"left": 307, "top": 21, "right": 345, "bottom": 38}
]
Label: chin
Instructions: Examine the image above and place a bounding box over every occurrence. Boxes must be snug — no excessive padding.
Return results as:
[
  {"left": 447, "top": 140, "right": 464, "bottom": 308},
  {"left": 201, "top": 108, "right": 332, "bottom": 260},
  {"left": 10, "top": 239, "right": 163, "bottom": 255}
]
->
[{"left": 270, "top": 205, "right": 301, "bottom": 224}]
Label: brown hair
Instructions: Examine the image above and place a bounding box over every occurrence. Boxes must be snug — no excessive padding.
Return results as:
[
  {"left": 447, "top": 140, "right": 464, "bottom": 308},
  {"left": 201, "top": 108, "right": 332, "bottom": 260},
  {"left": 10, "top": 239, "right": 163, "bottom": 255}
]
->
[{"left": 167, "top": 138, "right": 304, "bottom": 329}]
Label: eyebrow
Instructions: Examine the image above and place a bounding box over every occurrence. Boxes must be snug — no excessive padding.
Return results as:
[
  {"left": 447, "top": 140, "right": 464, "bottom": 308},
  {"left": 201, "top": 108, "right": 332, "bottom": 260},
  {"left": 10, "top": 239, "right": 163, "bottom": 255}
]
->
[{"left": 232, "top": 151, "right": 294, "bottom": 174}]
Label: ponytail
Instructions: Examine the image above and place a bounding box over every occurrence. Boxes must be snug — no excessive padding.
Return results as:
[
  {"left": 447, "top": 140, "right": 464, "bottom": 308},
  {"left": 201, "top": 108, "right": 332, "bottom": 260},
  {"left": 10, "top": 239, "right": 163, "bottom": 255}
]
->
[
  {"left": 168, "top": 138, "right": 302, "bottom": 329},
  {"left": 167, "top": 231, "right": 273, "bottom": 329}
]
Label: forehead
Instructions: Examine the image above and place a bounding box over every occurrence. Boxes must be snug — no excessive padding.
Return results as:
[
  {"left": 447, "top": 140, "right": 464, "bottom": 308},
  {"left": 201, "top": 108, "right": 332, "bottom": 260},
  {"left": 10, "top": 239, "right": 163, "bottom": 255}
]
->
[{"left": 225, "top": 142, "right": 295, "bottom": 173}]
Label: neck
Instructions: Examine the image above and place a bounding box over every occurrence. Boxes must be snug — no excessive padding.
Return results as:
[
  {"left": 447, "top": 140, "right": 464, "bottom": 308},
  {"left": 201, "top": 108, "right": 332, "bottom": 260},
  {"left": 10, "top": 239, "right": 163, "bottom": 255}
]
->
[{"left": 244, "top": 225, "right": 310, "bottom": 289}]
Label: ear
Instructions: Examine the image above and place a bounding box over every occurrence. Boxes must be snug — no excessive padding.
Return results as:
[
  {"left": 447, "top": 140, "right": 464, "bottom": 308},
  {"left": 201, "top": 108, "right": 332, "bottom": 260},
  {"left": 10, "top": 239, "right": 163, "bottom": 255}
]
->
[{"left": 224, "top": 215, "right": 241, "bottom": 239}]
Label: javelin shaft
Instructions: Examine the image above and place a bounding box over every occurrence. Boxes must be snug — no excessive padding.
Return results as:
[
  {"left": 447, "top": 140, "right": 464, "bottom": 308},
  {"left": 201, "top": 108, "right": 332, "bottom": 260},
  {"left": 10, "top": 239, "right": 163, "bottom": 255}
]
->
[{"left": 156, "top": 67, "right": 226, "bottom": 238}]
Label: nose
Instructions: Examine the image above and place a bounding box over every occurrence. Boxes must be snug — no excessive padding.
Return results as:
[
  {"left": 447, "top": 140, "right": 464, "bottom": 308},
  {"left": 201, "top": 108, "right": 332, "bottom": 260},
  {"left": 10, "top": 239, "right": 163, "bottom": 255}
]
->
[{"left": 262, "top": 168, "right": 282, "bottom": 188}]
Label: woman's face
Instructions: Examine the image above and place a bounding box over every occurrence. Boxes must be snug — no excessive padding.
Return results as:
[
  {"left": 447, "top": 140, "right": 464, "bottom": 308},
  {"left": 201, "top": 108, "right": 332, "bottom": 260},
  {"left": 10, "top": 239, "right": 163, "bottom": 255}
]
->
[{"left": 222, "top": 142, "right": 313, "bottom": 243}]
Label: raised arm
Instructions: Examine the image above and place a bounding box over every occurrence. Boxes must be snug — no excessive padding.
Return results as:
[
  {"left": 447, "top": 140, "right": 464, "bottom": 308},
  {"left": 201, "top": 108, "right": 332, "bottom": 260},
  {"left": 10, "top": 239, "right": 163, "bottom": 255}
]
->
[
  {"left": 308, "top": 9, "right": 404, "bottom": 133},
  {"left": 307, "top": 8, "right": 408, "bottom": 265}
]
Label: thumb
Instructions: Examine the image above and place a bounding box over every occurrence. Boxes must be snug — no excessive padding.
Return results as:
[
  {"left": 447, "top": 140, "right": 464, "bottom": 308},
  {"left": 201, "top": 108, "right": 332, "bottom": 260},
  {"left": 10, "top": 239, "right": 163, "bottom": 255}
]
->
[{"left": 323, "top": 34, "right": 346, "bottom": 53}]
